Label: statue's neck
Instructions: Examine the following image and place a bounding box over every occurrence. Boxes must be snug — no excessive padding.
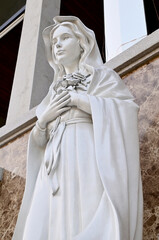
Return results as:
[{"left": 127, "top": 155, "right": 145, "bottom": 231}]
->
[{"left": 63, "top": 62, "right": 79, "bottom": 75}]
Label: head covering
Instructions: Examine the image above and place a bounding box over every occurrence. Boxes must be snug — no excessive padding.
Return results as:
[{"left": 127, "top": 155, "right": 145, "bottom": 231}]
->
[
  {"left": 42, "top": 16, "right": 103, "bottom": 74},
  {"left": 37, "top": 16, "right": 103, "bottom": 117}
]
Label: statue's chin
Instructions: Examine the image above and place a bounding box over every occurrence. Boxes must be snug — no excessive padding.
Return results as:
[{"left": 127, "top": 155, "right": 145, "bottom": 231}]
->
[
  {"left": 56, "top": 55, "right": 67, "bottom": 65},
  {"left": 57, "top": 53, "right": 80, "bottom": 65}
]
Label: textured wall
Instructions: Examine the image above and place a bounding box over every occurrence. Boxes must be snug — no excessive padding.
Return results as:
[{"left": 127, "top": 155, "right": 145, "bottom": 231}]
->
[
  {"left": 0, "top": 131, "right": 29, "bottom": 239},
  {"left": 123, "top": 57, "right": 159, "bottom": 240},
  {"left": 0, "top": 57, "right": 159, "bottom": 239}
]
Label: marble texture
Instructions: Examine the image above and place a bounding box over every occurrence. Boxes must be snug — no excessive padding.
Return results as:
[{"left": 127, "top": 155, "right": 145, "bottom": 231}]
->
[
  {"left": 0, "top": 170, "right": 25, "bottom": 240},
  {"left": 0, "top": 131, "right": 30, "bottom": 178},
  {"left": 0, "top": 57, "right": 159, "bottom": 239},
  {"left": 0, "top": 131, "right": 29, "bottom": 239},
  {"left": 124, "top": 56, "right": 159, "bottom": 240}
]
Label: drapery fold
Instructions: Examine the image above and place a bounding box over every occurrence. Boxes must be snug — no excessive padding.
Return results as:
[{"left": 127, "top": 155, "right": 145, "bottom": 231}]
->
[{"left": 89, "top": 96, "right": 142, "bottom": 239}]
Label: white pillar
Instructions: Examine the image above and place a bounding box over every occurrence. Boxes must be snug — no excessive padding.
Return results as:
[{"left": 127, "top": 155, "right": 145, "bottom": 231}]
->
[
  {"left": 104, "top": 0, "right": 147, "bottom": 61},
  {"left": 7, "top": 0, "right": 61, "bottom": 124}
]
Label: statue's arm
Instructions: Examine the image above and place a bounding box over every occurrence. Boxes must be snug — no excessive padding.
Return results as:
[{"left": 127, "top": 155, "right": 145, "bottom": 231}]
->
[{"left": 32, "top": 123, "right": 48, "bottom": 147}]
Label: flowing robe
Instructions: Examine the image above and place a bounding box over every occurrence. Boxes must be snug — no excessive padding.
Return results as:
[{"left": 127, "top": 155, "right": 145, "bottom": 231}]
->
[{"left": 13, "top": 66, "right": 143, "bottom": 240}]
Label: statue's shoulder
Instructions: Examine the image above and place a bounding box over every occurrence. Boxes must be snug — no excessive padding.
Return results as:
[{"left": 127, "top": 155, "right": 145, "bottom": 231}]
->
[{"left": 94, "top": 64, "right": 120, "bottom": 81}]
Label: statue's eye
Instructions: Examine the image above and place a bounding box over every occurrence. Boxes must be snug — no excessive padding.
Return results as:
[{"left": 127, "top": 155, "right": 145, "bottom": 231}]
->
[{"left": 63, "top": 36, "right": 69, "bottom": 40}]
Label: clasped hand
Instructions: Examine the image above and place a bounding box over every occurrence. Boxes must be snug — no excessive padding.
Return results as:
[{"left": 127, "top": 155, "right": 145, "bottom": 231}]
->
[{"left": 38, "top": 91, "right": 78, "bottom": 128}]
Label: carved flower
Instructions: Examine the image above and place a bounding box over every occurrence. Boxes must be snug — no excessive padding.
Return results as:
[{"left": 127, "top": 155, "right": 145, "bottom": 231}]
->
[{"left": 54, "top": 72, "right": 91, "bottom": 94}]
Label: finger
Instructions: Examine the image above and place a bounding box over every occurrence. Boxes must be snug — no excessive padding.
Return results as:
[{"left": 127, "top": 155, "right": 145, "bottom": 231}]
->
[
  {"left": 55, "top": 91, "right": 69, "bottom": 101},
  {"left": 50, "top": 93, "right": 70, "bottom": 106},
  {"left": 58, "top": 98, "right": 71, "bottom": 109},
  {"left": 57, "top": 93, "right": 71, "bottom": 104},
  {"left": 50, "top": 98, "right": 70, "bottom": 110},
  {"left": 50, "top": 93, "right": 56, "bottom": 101},
  {"left": 51, "top": 91, "right": 69, "bottom": 103},
  {"left": 58, "top": 107, "right": 71, "bottom": 114},
  {"left": 59, "top": 90, "right": 69, "bottom": 97}
]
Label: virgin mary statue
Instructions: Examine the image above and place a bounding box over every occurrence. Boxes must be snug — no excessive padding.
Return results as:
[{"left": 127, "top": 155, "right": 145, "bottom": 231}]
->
[{"left": 13, "top": 16, "right": 143, "bottom": 240}]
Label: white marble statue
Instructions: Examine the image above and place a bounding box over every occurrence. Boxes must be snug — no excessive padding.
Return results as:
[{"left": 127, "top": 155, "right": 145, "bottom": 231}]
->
[{"left": 13, "top": 16, "right": 143, "bottom": 240}]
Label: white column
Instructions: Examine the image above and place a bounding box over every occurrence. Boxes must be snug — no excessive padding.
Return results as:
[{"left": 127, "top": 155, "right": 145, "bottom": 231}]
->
[
  {"left": 7, "top": 0, "right": 61, "bottom": 124},
  {"left": 104, "top": 0, "right": 147, "bottom": 61}
]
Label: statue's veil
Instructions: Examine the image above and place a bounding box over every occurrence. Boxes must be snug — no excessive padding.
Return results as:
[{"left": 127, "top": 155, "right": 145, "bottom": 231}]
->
[
  {"left": 42, "top": 16, "right": 103, "bottom": 76},
  {"left": 37, "top": 16, "right": 103, "bottom": 117}
]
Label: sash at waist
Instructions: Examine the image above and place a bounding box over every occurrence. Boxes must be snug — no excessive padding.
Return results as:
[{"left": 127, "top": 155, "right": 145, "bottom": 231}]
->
[{"left": 44, "top": 116, "right": 92, "bottom": 195}]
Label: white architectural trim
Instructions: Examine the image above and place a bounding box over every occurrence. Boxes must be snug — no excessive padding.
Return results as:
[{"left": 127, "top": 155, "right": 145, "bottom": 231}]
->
[
  {"left": 0, "top": 14, "right": 24, "bottom": 38},
  {"left": 104, "top": 0, "right": 147, "bottom": 60},
  {"left": 106, "top": 29, "right": 159, "bottom": 76},
  {"left": 0, "top": 108, "right": 36, "bottom": 147}
]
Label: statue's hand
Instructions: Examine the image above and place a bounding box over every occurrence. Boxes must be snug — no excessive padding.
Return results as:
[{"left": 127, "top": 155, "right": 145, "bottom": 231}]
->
[
  {"left": 67, "top": 91, "right": 79, "bottom": 107},
  {"left": 38, "top": 91, "right": 71, "bottom": 128},
  {"left": 68, "top": 92, "right": 91, "bottom": 114}
]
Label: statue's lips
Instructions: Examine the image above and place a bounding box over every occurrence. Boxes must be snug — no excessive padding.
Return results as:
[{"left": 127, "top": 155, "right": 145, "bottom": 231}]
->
[{"left": 56, "top": 50, "right": 65, "bottom": 55}]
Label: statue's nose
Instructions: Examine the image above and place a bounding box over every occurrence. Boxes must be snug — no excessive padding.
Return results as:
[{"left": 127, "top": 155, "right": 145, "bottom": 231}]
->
[{"left": 56, "top": 41, "right": 62, "bottom": 48}]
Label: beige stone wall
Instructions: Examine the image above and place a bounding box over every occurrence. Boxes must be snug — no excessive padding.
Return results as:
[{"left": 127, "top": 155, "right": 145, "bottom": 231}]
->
[
  {"left": 0, "top": 131, "right": 29, "bottom": 239},
  {"left": 124, "top": 57, "right": 159, "bottom": 240},
  {"left": 0, "top": 57, "right": 159, "bottom": 239}
]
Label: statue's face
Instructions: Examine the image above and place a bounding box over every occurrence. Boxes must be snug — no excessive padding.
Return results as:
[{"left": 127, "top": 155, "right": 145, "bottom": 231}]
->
[{"left": 52, "top": 25, "right": 81, "bottom": 66}]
